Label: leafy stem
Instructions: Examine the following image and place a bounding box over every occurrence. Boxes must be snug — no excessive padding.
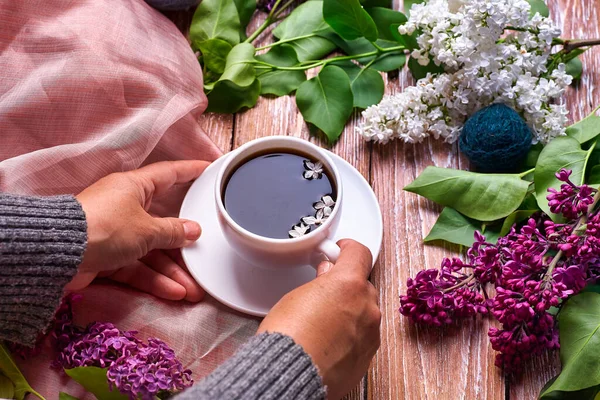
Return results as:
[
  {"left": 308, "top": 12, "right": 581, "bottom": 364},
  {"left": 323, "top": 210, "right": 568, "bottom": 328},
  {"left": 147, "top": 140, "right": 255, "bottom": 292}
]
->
[
  {"left": 443, "top": 274, "right": 475, "bottom": 293},
  {"left": 256, "top": 33, "right": 318, "bottom": 51},
  {"left": 519, "top": 167, "right": 536, "bottom": 178},
  {"left": 244, "top": 0, "right": 295, "bottom": 44},
  {"left": 253, "top": 45, "right": 407, "bottom": 71}
]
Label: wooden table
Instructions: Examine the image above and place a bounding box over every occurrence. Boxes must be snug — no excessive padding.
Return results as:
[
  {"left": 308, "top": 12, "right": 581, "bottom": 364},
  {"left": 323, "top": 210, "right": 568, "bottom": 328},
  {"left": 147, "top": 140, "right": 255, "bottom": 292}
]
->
[{"left": 168, "top": 1, "right": 600, "bottom": 398}]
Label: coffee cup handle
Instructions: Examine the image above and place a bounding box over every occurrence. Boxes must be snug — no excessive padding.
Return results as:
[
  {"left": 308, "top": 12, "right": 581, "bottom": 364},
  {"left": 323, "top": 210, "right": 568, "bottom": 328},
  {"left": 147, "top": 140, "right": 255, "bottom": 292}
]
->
[{"left": 318, "top": 239, "right": 340, "bottom": 263}]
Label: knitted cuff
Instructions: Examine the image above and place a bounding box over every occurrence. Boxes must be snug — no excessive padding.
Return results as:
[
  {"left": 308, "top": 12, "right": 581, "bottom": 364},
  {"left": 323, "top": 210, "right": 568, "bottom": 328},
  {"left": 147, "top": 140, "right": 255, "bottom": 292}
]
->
[
  {"left": 0, "top": 193, "right": 87, "bottom": 346},
  {"left": 177, "top": 333, "right": 326, "bottom": 400}
]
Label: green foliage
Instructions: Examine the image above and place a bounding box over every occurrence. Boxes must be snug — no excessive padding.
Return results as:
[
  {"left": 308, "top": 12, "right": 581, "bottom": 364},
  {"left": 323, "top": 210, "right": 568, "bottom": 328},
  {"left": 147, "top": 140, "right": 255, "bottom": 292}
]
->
[
  {"left": 190, "top": 0, "right": 241, "bottom": 47},
  {"left": 404, "top": 167, "right": 530, "bottom": 221},
  {"left": 335, "top": 61, "right": 384, "bottom": 108},
  {"left": 272, "top": 1, "right": 337, "bottom": 61},
  {"left": 540, "top": 293, "right": 600, "bottom": 398},
  {"left": 59, "top": 393, "right": 80, "bottom": 400},
  {"left": 233, "top": 0, "right": 256, "bottom": 40},
  {"left": 323, "top": 0, "right": 379, "bottom": 41},
  {"left": 296, "top": 66, "right": 354, "bottom": 143},
  {"left": 528, "top": 0, "right": 550, "bottom": 18},
  {"left": 197, "top": 39, "right": 233, "bottom": 74},
  {"left": 0, "top": 344, "right": 44, "bottom": 400},
  {"left": 206, "top": 43, "right": 261, "bottom": 113},
  {"left": 534, "top": 137, "right": 596, "bottom": 219},
  {"left": 0, "top": 373, "right": 15, "bottom": 400},
  {"left": 565, "top": 56, "right": 583, "bottom": 80},
  {"left": 65, "top": 367, "right": 128, "bottom": 400},
  {"left": 408, "top": 56, "right": 445, "bottom": 80},
  {"left": 365, "top": 7, "right": 407, "bottom": 42},
  {"left": 424, "top": 207, "right": 502, "bottom": 247},
  {"left": 566, "top": 106, "right": 600, "bottom": 144},
  {"left": 256, "top": 45, "right": 306, "bottom": 96}
]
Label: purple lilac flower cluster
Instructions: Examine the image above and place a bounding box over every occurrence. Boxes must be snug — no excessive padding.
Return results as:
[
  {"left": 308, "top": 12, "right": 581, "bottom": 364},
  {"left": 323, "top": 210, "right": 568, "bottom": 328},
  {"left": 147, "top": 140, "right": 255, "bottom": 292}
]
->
[
  {"left": 400, "top": 169, "right": 600, "bottom": 373},
  {"left": 50, "top": 297, "right": 192, "bottom": 399}
]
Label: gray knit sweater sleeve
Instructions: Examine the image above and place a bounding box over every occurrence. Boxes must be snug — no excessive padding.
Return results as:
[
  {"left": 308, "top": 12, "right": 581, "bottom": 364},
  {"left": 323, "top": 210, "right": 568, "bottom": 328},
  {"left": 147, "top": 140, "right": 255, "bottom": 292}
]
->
[
  {"left": 0, "top": 193, "right": 326, "bottom": 400},
  {"left": 175, "top": 332, "right": 326, "bottom": 400},
  {"left": 0, "top": 193, "right": 87, "bottom": 346}
]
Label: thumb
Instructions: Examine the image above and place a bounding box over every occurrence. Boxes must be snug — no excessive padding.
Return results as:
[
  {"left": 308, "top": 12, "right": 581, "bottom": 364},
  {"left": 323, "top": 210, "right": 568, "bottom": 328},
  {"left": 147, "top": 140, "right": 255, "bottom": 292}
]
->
[
  {"left": 316, "top": 260, "right": 334, "bottom": 277},
  {"left": 150, "top": 217, "right": 202, "bottom": 249}
]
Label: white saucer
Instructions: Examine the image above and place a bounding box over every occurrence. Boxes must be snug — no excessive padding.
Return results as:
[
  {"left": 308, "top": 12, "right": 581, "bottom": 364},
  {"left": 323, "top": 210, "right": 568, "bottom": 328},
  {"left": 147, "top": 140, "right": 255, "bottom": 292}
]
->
[{"left": 180, "top": 151, "right": 383, "bottom": 317}]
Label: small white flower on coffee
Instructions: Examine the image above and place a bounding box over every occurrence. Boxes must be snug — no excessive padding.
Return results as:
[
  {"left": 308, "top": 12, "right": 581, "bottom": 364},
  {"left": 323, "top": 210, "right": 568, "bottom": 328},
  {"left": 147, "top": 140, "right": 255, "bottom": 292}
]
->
[
  {"left": 303, "top": 160, "right": 324, "bottom": 180},
  {"left": 314, "top": 195, "right": 335, "bottom": 217},
  {"left": 289, "top": 223, "right": 310, "bottom": 238},
  {"left": 302, "top": 212, "right": 328, "bottom": 226}
]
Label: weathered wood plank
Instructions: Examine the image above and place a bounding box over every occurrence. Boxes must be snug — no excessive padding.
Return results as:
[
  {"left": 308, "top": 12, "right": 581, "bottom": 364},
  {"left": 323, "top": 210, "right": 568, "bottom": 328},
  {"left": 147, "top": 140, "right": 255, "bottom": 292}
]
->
[{"left": 511, "top": 0, "right": 600, "bottom": 398}]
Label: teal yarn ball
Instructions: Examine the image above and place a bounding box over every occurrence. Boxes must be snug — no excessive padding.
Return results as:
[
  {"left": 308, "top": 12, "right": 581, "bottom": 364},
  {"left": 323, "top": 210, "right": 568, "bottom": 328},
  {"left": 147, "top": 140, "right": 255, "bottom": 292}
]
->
[{"left": 459, "top": 104, "right": 533, "bottom": 173}]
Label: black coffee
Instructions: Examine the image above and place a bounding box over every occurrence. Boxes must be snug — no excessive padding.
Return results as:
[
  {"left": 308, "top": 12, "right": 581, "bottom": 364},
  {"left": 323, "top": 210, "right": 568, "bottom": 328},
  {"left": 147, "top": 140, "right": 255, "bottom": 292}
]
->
[{"left": 223, "top": 151, "right": 336, "bottom": 239}]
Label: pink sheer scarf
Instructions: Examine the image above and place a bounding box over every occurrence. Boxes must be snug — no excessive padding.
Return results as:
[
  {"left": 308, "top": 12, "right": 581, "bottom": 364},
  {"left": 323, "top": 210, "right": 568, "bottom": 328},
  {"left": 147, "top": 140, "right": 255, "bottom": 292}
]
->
[{"left": 0, "top": 0, "right": 258, "bottom": 397}]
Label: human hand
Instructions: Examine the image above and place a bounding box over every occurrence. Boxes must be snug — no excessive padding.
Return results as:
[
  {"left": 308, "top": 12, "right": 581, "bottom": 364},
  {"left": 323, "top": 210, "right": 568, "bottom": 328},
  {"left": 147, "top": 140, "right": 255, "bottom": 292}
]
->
[
  {"left": 257, "top": 240, "right": 381, "bottom": 400},
  {"left": 66, "top": 161, "right": 209, "bottom": 301}
]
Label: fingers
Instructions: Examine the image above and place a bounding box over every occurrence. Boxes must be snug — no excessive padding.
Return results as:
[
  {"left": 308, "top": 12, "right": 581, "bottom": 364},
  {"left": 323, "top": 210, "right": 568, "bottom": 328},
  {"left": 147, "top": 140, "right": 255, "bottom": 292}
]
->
[
  {"left": 142, "top": 250, "right": 205, "bottom": 302},
  {"left": 107, "top": 261, "right": 187, "bottom": 301},
  {"left": 316, "top": 260, "right": 334, "bottom": 277},
  {"left": 331, "top": 239, "right": 373, "bottom": 279},
  {"left": 133, "top": 160, "right": 210, "bottom": 197},
  {"left": 150, "top": 217, "right": 202, "bottom": 249}
]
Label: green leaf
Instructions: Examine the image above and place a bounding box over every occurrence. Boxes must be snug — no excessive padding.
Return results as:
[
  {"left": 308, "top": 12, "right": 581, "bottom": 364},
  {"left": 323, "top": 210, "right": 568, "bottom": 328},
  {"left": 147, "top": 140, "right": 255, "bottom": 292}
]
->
[
  {"left": 256, "top": 45, "right": 306, "bottom": 96},
  {"left": 233, "top": 0, "right": 256, "bottom": 39},
  {"left": 296, "top": 65, "right": 354, "bottom": 143},
  {"left": 528, "top": 0, "right": 550, "bottom": 18},
  {"left": 408, "top": 56, "right": 445, "bottom": 80},
  {"left": 540, "top": 293, "right": 600, "bottom": 397},
  {"left": 0, "top": 374, "right": 15, "bottom": 399},
  {"left": 323, "top": 0, "right": 378, "bottom": 41},
  {"left": 525, "top": 142, "right": 544, "bottom": 168},
  {"left": 424, "top": 207, "right": 483, "bottom": 247},
  {"left": 588, "top": 165, "right": 600, "bottom": 187},
  {"left": 534, "top": 137, "right": 596, "bottom": 219},
  {"left": 190, "top": 0, "right": 241, "bottom": 46},
  {"left": 499, "top": 209, "right": 537, "bottom": 236},
  {"left": 65, "top": 367, "right": 127, "bottom": 400},
  {"left": 317, "top": 31, "right": 406, "bottom": 72},
  {"left": 334, "top": 61, "right": 384, "bottom": 108},
  {"left": 59, "top": 393, "right": 80, "bottom": 400},
  {"left": 0, "top": 344, "right": 44, "bottom": 400},
  {"left": 565, "top": 56, "right": 583, "bottom": 80},
  {"left": 197, "top": 38, "right": 233, "bottom": 74},
  {"left": 206, "top": 43, "right": 260, "bottom": 113},
  {"left": 566, "top": 106, "right": 600, "bottom": 144},
  {"left": 273, "top": 1, "right": 337, "bottom": 61},
  {"left": 540, "top": 377, "right": 600, "bottom": 400},
  {"left": 361, "top": 0, "right": 392, "bottom": 7},
  {"left": 404, "top": 166, "right": 530, "bottom": 221},
  {"left": 365, "top": 7, "right": 407, "bottom": 42},
  {"left": 207, "top": 79, "right": 261, "bottom": 113}
]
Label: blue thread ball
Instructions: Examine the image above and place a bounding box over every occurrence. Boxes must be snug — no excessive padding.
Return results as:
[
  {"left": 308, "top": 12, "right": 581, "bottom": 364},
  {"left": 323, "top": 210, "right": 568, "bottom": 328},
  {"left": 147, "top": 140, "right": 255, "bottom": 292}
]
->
[
  {"left": 459, "top": 104, "right": 533, "bottom": 173},
  {"left": 144, "top": 0, "right": 200, "bottom": 10}
]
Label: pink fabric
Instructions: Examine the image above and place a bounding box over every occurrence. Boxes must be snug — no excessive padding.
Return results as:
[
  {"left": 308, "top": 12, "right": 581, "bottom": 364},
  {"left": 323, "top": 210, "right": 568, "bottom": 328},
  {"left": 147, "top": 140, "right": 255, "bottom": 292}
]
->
[{"left": 0, "top": 0, "right": 258, "bottom": 397}]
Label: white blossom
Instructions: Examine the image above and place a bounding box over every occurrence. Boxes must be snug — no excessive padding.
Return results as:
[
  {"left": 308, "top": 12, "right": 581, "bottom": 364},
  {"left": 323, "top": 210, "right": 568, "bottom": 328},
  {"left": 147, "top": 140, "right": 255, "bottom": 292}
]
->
[
  {"left": 357, "top": 0, "right": 569, "bottom": 145},
  {"left": 303, "top": 160, "right": 323, "bottom": 180},
  {"left": 313, "top": 195, "right": 335, "bottom": 217},
  {"left": 289, "top": 223, "right": 310, "bottom": 238}
]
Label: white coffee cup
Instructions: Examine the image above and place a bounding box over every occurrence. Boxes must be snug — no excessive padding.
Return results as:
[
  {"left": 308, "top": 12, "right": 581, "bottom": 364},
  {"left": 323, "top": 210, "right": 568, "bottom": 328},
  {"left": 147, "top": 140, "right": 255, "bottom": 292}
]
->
[{"left": 214, "top": 136, "right": 342, "bottom": 269}]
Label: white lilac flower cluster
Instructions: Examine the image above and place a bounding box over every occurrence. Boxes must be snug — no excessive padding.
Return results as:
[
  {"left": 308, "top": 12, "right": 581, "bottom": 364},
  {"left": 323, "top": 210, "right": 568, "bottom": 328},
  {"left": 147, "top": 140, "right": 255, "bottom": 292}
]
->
[
  {"left": 356, "top": 0, "right": 571, "bottom": 144},
  {"left": 289, "top": 195, "right": 335, "bottom": 238}
]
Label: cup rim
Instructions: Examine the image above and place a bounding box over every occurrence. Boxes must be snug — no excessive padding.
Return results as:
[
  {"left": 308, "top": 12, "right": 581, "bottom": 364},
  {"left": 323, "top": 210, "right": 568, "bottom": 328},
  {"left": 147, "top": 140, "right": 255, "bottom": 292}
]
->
[{"left": 214, "top": 136, "right": 343, "bottom": 244}]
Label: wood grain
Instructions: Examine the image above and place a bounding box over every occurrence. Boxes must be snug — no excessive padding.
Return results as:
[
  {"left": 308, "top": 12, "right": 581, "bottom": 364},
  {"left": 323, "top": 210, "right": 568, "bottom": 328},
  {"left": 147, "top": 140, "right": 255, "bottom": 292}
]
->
[{"left": 167, "top": 1, "right": 600, "bottom": 398}]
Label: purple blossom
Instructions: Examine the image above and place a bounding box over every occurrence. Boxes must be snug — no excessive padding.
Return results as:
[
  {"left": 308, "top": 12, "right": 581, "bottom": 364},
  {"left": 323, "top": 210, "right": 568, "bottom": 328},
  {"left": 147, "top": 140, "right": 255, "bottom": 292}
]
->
[
  {"left": 400, "top": 168, "right": 600, "bottom": 373},
  {"left": 547, "top": 168, "right": 595, "bottom": 219},
  {"left": 50, "top": 299, "right": 193, "bottom": 398}
]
